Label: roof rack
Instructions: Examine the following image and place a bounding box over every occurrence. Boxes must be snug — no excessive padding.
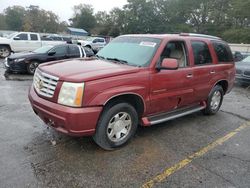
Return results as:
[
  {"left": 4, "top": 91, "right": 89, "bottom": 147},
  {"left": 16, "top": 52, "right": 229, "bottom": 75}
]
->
[{"left": 179, "top": 33, "right": 221, "bottom": 40}]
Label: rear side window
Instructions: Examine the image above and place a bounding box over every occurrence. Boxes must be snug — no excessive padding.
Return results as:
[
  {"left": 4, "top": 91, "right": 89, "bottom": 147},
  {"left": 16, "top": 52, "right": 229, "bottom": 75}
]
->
[
  {"left": 69, "top": 45, "right": 80, "bottom": 56},
  {"left": 212, "top": 42, "right": 233, "bottom": 62},
  {"left": 191, "top": 41, "right": 212, "bottom": 65},
  {"left": 30, "top": 34, "right": 38, "bottom": 41}
]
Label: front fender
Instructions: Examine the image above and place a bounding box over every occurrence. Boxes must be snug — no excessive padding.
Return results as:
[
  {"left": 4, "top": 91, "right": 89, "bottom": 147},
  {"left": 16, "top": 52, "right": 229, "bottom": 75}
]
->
[{"left": 86, "top": 85, "right": 148, "bottom": 107}]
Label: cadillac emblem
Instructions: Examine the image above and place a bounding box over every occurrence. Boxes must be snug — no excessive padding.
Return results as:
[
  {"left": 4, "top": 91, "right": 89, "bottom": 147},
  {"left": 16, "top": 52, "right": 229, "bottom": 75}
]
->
[{"left": 37, "top": 79, "right": 44, "bottom": 90}]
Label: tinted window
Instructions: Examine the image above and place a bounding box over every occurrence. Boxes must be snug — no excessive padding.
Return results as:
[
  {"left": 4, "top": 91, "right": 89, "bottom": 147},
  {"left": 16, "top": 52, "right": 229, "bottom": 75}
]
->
[
  {"left": 83, "top": 46, "right": 94, "bottom": 57},
  {"left": 30, "top": 34, "right": 38, "bottom": 41},
  {"left": 52, "top": 46, "right": 67, "bottom": 55},
  {"left": 51, "top": 36, "right": 62, "bottom": 41},
  {"left": 16, "top": 33, "right": 28, "bottom": 40},
  {"left": 69, "top": 45, "right": 80, "bottom": 56},
  {"left": 192, "top": 41, "right": 212, "bottom": 65},
  {"left": 212, "top": 42, "right": 233, "bottom": 62}
]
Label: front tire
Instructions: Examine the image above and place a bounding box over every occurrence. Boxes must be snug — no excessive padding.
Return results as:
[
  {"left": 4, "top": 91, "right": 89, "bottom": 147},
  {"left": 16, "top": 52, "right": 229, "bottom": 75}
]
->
[
  {"left": 0, "top": 45, "right": 11, "bottom": 58},
  {"left": 27, "top": 61, "right": 39, "bottom": 74},
  {"left": 203, "top": 85, "right": 224, "bottom": 115},
  {"left": 93, "top": 103, "right": 138, "bottom": 150}
]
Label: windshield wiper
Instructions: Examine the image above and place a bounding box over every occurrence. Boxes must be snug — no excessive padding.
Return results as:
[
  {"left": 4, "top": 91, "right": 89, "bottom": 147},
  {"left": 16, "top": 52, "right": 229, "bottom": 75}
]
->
[{"left": 106, "top": 57, "right": 128, "bottom": 64}]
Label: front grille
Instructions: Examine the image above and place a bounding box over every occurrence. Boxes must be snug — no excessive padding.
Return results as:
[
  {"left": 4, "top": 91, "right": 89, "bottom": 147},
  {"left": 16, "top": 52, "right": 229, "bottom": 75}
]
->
[
  {"left": 33, "top": 69, "right": 59, "bottom": 98},
  {"left": 243, "top": 70, "right": 250, "bottom": 77},
  {"left": 236, "top": 69, "right": 242, "bottom": 75}
]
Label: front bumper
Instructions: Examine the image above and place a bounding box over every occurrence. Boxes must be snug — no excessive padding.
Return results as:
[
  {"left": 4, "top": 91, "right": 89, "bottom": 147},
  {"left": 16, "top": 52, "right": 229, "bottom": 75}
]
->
[
  {"left": 28, "top": 86, "right": 103, "bottom": 136},
  {"left": 5, "top": 59, "right": 27, "bottom": 73}
]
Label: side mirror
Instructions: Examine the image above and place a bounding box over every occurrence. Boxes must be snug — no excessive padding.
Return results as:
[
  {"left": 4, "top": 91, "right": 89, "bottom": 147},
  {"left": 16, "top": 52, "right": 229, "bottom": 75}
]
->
[
  {"left": 157, "top": 58, "right": 178, "bottom": 70},
  {"left": 48, "top": 51, "right": 56, "bottom": 56},
  {"left": 13, "top": 37, "right": 20, "bottom": 40}
]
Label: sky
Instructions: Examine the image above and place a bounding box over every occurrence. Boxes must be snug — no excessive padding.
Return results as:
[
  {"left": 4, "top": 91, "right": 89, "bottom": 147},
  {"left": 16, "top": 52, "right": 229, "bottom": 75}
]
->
[{"left": 0, "top": 0, "right": 128, "bottom": 21}]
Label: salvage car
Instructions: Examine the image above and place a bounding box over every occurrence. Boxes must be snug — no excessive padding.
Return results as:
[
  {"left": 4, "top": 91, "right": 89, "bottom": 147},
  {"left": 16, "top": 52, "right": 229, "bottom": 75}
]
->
[
  {"left": 235, "top": 55, "right": 250, "bottom": 85},
  {"left": 29, "top": 33, "right": 235, "bottom": 150},
  {"left": 5, "top": 44, "right": 94, "bottom": 74}
]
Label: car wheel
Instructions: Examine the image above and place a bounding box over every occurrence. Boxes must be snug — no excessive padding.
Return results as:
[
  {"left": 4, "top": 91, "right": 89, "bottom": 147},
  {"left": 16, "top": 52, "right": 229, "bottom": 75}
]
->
[
  {"left": 93, "top": 102, "right": 138, "bottom": 150},
  {"left": 0, "top": 46, "right": 11, "bottom": 58},
  {"left": 27, "top": 61, "right": 39, "bottom": 75},
  {"left": 203, "top": 85, "right": 224, "bottom": 115}
]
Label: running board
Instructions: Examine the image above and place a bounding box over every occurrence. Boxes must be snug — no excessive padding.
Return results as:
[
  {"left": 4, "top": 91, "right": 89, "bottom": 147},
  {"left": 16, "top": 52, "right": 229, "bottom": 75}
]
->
[{"left": 148, "top": 105, "right": 206, "bottom": 125}]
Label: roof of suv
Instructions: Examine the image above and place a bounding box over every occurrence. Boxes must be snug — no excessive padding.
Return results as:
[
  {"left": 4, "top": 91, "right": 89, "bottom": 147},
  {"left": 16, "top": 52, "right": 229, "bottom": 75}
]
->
[{"left": 123, "top": 33, "right": 222, "bottom": 41}]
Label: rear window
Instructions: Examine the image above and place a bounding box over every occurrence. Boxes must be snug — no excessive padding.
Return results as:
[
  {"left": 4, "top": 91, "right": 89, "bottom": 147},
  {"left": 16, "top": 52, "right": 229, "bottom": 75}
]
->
[
  {"left": 30, "top": 34, "right": 38, "bottom": 41},
  {"left": 212, "top": 42, "right": 233, "bottom": 62}
]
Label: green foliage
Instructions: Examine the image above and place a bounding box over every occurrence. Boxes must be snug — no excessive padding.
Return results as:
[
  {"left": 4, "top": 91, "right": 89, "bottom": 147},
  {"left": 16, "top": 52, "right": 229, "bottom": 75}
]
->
[
  {"left": 4, "top": 6, "right": 25, "bottom": 31},
  {"left": 0, "top": 1, "right": 249, "bottom": 43},
  {"left": 1, "top": 5, "right": 66, "bottom": 33},
  {"left": 70, "top": 4, "right": 96, "bottom": 33}
]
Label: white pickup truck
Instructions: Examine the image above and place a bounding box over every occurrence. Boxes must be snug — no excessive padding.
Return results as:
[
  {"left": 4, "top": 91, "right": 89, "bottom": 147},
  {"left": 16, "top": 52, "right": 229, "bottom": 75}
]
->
[
  {"left": 0, "top": 32, "right": 66, "bottom": 58},
  {"left": 77, "top": 37, "right": 106, "bottom": 53}
]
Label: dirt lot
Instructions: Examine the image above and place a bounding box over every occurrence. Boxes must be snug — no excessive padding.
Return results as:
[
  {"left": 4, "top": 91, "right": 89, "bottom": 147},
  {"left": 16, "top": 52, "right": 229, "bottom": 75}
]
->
[{"left": 0, "top": 59, "right": 250, "bottom": 188}]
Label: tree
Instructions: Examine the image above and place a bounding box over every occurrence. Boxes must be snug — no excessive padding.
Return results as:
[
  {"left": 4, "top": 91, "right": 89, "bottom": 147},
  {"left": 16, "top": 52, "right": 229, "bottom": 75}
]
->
[
  {"left": 4, "top": 6, "right": 25, "bottom": 31},
  {"left": 70, "top": 4, "right": 96, "bottom": 33},
  {"left": 0, "top": 14, "right": 7, "bottom": 30}
]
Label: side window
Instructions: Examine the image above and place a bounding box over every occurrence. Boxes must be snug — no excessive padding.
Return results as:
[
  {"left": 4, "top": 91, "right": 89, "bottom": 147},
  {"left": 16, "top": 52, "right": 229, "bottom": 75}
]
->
[
  {"left": 191, "top": 41, "right": 212, "bottom": 65},
  {"left": 212, "top": 42, "right": 233, "bottom": 62},
  {"left": 30, "top": 34, "right": 38, "bottom": 41},
  {"left": 16, "top": 33, "right": 28, "bottom": 40},
  {"left": 93, "top": 39, "right": 98, "bottom": 43},
  {"left": 69, "top": 45, "right": 80, "bottom": 56},
  {"left": 52, "top": 46, "right": 67, "bottom": 55},
  {"left": 159, "top": 41, "right": 188, "bottom": 68}
]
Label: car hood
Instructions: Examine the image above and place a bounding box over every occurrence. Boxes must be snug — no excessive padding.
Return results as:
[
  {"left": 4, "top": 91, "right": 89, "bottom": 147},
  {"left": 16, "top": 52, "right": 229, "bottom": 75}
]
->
[
  {"left": 0, "top": 37, "right": 11, "bottom": 43},
  {"left": 39, "top": 58, "right": 140, "bottom": 82},
  {"left": 236, "top": 61, "right": 250, "bottom": 69},
  {"left": 8, "top": 52, "right": 40, "bottom": 59}
]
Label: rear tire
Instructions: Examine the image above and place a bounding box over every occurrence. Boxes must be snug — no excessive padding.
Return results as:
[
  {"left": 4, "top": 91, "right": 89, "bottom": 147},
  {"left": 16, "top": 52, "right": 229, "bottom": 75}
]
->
[
  {"left": 203, "top": 85, "right": 224, "bottom": 115},
  {"left": 93, "top": 102, "right": 138, "bottom": 150},
  {"left": 27, "top": 61, "right": 39, "bottom": 75},
  {"left": 0, "top": 45, "right": 11, "bottom": 58}
]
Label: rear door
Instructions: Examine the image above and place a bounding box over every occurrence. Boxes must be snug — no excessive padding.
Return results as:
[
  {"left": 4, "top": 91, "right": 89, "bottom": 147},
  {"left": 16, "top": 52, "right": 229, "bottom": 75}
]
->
[
  {"left": 28, "top": 34, "right": 41, "bottom": 51},
  {"left": 149, "top": 40, "right": 195, "bottom": 115},
  {"left": 190, "top": 40, "right": 215, "bottom": 102}
]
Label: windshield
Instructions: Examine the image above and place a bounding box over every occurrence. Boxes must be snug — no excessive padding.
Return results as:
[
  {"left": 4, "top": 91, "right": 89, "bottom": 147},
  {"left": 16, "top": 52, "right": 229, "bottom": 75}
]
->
[
  {"left": 7, "top": 32, "right": 18, "bottom": 39},
  {"left": 33, "top": 45, "right": 53, "bottom": 53},
  {"left": 242, "top": 56, "right": 250, "bottom": 63},
  {"left": 97, "top": 36, "right": 161, "bottom": 67}
]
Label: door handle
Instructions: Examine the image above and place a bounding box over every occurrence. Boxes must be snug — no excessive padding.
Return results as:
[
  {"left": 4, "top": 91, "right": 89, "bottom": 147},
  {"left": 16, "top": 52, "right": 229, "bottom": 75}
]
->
[
  {"left": 210, "top": 70, "right": 216, "bottom": 74},
  {"left": 186, "top": 74, "right": 193, "bottom": 78}
]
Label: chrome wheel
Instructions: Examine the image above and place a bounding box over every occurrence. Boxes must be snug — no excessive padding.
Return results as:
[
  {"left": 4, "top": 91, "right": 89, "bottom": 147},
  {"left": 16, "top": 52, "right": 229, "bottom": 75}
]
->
[
  {"left": 28, "top": 62, "right": 39, "bottom": 74},
  {"left": 210, "top": 90, "right": 221, "bottom": 110},
  {"left": 107, "top": 112, "right": 132, "bottom": 142},
  {"left": 0, "top": 46, "right": 10, "bottom": 58}
]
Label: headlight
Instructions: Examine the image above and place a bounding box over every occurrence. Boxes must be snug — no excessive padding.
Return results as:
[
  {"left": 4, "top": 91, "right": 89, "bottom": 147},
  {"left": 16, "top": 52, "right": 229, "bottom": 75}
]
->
[
  {"left": 58, "top": 82, "right": 84, "bottom": 107},
  {"left": 14, "top": 58, "right": 25, "bottom": 63}
]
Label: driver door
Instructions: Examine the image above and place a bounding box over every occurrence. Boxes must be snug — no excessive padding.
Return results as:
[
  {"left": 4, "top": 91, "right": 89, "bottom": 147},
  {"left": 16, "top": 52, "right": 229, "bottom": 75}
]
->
[
  {"left": 149, "top": 41, "right": 195, "bottom": 115},
  {"left": 47, "top": 46, "right": 68, "bottom": 62}
]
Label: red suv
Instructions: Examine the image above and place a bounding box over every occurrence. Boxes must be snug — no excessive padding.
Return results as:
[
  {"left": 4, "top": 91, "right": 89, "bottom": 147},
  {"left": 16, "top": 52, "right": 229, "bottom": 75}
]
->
[{"left": 29, "top": 33, "right": 235, "bottom": 150}]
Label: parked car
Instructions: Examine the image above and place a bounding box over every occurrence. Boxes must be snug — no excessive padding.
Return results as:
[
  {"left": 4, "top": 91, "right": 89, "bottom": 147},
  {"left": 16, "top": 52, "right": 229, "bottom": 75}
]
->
[
  {"left": 29, "top": 33, "right": 235, "bottom": 150},
  {"left": 0, "top": 32, "right": 66, "bottom": 58},
  {"left": 5, "top": 44, "right": 94, "bottom": 74},
  {"left": 77, "top": 37, "right": 106, "bottom": 53},
  {"left": 235, "top": 55, "right": 250, "bottom": 85},
  {"left": 43, "top": 34, "right": 72, "bottom": 43}
]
